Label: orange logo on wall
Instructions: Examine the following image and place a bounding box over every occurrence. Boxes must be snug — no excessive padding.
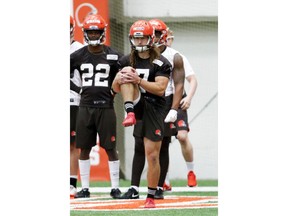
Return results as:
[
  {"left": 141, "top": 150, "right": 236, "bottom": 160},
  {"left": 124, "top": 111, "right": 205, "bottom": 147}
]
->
[{"left": 72, "top": 0, "right": 110, "bottom": 45}]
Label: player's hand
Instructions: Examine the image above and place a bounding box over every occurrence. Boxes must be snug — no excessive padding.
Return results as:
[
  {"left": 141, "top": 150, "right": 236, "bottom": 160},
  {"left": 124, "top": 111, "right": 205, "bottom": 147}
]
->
[
  {"left": 180, "top": 97, "right": 191, "bottom": 110},
  {"left": 120, "top": 67, "right": 139, "bottom": 84},
  {"left": 164, "top": 109, "right": 178, "bottom": 123}
]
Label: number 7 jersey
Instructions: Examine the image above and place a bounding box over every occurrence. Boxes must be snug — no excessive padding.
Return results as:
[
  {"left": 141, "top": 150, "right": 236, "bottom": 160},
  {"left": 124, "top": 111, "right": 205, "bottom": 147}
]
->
[{"left": 70, "top": 45, "right": 123, "bottom": 108}]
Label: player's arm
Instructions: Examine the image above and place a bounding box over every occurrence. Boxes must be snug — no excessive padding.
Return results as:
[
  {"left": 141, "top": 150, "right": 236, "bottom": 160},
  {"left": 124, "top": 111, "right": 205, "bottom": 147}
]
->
[
  {"left": 181, "top": 74, "right": 197, "bottom": 110},
  {"left": 112, "top": 67, "right": 137, "bottom": 92},
  {"left": 171, "top": 53, "right": 185, "bottom": 110},
  {"left": 164, "top": 53, "right": 185, "bottom": 123},
  {"left": 138, "top": 75, "right": 169, "bottom": 96}
]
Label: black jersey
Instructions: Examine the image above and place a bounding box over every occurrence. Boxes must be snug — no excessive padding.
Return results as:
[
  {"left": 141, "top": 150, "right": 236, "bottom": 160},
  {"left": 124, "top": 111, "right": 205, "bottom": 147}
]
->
[
  {"left": 70, "top": 45, "right": 123, "bottom": 108},
  {"left": 118, "top": 54, "right": 171, "bottom": 107}
]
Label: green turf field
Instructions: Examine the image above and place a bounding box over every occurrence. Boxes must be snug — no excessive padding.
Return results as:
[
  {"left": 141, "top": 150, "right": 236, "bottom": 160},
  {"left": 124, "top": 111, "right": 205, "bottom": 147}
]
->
[{"left": 71, "top": 179, "right": 218, "bottom": 216}]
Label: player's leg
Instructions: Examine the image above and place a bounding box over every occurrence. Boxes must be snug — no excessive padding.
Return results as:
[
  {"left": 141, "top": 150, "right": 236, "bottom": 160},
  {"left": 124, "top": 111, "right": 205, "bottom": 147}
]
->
[
  {"left": 176, "top": 109, "right": 197, "bottom": 187},
  {"left": 74, "top": 107, "right": 96, "bottom": 198},
  {"left": 120, "top": 136, "right": 144, "bottom": 199},
  {"left": 144, "top": 137, "right": 161, "bottom": 207},
  {"left": 143, "top": 99, "right": 165, "bottom": 208},
  {"left": 155, "top": 136, "right": 170, "bottom": 199},
  {"left": 120, "top": 67, "right": 140, "bottom": 127},
  {"left": 98, "top": 108, "right": 122, "bottom": 198}
]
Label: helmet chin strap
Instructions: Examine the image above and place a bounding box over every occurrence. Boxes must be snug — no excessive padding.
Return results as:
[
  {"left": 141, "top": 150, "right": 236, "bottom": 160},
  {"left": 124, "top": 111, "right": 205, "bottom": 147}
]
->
[
  {"left": 135, "top": 46, "right": 149, "bottom": 52},
  {"left": 85, "top": 32, "right": 105, "bottom": 46},
  {"left": 89, "top": 39, "right": 101, "bottom": 46}
]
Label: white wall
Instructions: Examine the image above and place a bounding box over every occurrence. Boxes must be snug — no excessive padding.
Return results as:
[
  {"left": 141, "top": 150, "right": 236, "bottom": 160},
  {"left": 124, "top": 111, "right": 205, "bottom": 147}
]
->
[
  {"left": 169, "top": 23, "right": 218, "bottom": 180},
  {"left": 123, "top": 0, "right": 217, "bottom": 17}
]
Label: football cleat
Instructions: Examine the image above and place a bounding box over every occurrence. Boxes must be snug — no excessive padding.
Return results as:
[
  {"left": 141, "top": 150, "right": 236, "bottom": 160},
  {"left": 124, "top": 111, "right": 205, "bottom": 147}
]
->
[
  {"left": 120, "top": 187, "right": 139, "bottom": 199},
  {"left": 187, "top": 171, "right": 197, "bottom": 187},
  {"left": 154, "top": 188, "right": 164, "bottom": 199},
  {"left": 122, "top": 112, "right": 136, "bottom": 127},
  {"left": 144, "top": 198, "right": 156, "bottom": 208},
  {"left": 110, "top": 188, "right": 122, "bottom": 199},
  {"left": 74, "top": 188, "right": 90, "bottom": 198},
  {"left": 163, "top": 182, "right": 172, "bottom": 191},
  {"left": 70, "top": 185, "right": 77, "bottom": 198}
]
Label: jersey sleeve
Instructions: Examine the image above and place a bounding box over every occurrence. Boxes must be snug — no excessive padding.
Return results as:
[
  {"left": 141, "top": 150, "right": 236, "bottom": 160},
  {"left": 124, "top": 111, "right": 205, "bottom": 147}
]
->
[
  {"left": 154, "top": 56, "right": 172, "bottom": 79},
  {"left": 117, "top": 55, "right": 130, "bottom": 69}
]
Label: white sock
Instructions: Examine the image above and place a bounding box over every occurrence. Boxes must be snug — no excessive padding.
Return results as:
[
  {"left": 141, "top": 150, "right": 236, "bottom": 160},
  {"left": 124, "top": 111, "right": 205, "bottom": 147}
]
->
[
  {"left": 108, "top": 160, "right": 120, "bottom": 189},
  {"left": 79, "top": 159, "right": 90, "bottom": 189},
  {"left": 186, "top": 161, "right": 194, "bottom": 171}
]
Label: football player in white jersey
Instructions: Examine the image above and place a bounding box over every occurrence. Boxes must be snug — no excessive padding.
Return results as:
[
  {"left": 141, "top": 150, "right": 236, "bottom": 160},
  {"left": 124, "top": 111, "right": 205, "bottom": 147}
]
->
[
  {"left": 70, "top": 15, "right": 84, "bottom": 198},
  {"left": 162, "top": 28, "right": 198, "bottom": 192}
]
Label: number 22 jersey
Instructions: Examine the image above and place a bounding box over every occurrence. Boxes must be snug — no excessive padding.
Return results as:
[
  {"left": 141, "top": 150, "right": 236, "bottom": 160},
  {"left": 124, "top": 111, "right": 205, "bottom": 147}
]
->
[{"left": 70, "top": 45, "right": 123, "bottom": 108}]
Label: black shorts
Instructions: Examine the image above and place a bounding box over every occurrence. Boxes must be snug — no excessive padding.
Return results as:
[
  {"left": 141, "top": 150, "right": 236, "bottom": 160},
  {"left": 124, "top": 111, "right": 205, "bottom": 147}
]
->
[
  {"left": 172, "top": 108, "right": 190, "bottom": 136},
  {"left": 70, "top": 105, "right": 79, "bottom": 144},
  {"left": 76, "top": 106, "right": 117, "bottom": 150},
  {"left": 133, "top": 96, "right": 166, "bottom": 142}
]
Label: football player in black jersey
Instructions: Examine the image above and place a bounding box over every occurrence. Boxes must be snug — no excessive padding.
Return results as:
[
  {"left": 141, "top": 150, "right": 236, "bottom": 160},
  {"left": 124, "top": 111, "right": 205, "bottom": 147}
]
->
[
  {"left": 70, "top": 14, "right": 122, "bottom": 199},
  {"left": 117, "top": 19, "right": 187, "bottom": 201},
  {"left": 112, "top": 20, "right": 172, "bottom": 208}
]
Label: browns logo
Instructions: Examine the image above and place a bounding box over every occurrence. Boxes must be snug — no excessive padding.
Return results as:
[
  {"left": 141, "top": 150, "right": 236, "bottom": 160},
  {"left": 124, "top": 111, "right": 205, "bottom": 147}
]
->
[{"left": 155, "top": 129, "right": 162, "bottom": 136}]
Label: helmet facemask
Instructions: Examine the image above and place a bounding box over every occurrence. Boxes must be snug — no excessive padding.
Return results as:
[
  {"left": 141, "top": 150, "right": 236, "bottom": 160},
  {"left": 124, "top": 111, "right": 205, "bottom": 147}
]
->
[
  {"left": 130, "top": 35, "right": 153, "bottom": 52},
  {"left": 154, "top": 30, "right": 167, "bottom": 47},
  {"left": 129, "top": 20, "right": 155, "bottom": 52},
  {"left": 84, "top": 29, "right": 106, "bottom": 46},
  {"left": 81, "top": 14, "right": 107, "bottom": 46}
]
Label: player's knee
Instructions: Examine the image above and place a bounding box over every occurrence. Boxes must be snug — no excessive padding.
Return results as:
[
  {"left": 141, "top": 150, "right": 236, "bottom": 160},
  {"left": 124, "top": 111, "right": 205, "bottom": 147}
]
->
[{"left": 177, "top": 131, "right": 187, "bottom": 142}]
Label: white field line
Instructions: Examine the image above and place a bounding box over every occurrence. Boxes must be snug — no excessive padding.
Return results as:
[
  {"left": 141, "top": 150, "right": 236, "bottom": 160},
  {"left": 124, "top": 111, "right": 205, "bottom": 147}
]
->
[{"left": 80, "top": 186, "right": 218, "bottom": 193}]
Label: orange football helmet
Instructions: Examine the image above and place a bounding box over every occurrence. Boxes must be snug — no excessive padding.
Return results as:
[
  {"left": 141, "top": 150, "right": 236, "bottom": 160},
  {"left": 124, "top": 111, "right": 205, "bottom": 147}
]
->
[
  {"left": 129, "top": 20, "right": 155, "bottom": 52},
  {"left": 82, "top": 14, "right": 107, "bottom": 46},
  {"left": 148, "top": 19, "right": 168, "bottom": 47}
]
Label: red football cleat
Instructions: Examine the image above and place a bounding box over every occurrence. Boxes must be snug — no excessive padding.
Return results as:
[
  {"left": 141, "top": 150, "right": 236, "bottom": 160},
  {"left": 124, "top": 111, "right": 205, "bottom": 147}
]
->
[
  {"left": 163, "top": 182, "right": 172, "bottom": 191},
  {"left": 187, "top": 171, "right": 197, "bottom": 187},
  {"left": 122, "top": 112, "right": 136, "bottom": 127},
  {"left": 144, "top": 198, "right": 155, "bottom": 208}
]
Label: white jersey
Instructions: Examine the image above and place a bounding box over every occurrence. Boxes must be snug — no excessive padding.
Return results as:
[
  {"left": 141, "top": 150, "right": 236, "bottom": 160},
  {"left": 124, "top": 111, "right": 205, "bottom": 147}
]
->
[
  {"left": 181, "top": 54, "right": 195, "bottom": 78},
  {"left": 162, "top": 47, "right": 179, "bottom": 96},
  {"left": 162, "top": 47, "right": 196, "bottom": 96},
  {"left": 70, "top": 41, "right": 84, "bottom": 106}
]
